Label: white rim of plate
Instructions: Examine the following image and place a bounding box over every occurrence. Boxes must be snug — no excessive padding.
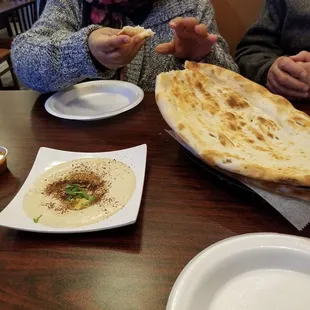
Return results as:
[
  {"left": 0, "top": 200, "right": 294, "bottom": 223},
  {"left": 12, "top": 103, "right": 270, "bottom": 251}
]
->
[
  {"left": 0, "top": 146, "right": 8, "bottom": 157},
  {"left": 0, "top": 145, "right": 147, "bottom": 233},
  {"left": 167, "top": 233, "right": 310, "bottom": 310},
  {"left": 44, "top": 80, "right": 144, "bottom": 121}
]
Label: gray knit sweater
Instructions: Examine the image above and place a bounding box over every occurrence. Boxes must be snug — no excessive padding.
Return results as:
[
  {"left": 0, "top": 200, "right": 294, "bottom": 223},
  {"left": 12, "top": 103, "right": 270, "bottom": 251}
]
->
[
  {"left": 11, "top": 0, "right": 238, "bottom": 93},
  {"left": 236, "top": 0, "right": 310, "bottom": 86}
]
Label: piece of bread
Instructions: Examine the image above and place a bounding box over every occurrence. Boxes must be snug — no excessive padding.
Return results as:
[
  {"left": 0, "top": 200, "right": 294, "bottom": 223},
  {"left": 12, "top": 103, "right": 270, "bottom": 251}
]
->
[
  {"left": 118, "top": 26, "right": 155, "bottom": 40},
  {"left": 156, "top": 62, "right": 310, "bottom": 187}
]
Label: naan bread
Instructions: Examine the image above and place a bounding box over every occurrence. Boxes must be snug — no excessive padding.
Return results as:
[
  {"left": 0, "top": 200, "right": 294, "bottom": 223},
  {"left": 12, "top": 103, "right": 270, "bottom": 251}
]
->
[
  {"left": 156, "top": 62, "right": 310, "bottom": 186},
  {"left": 118, "top": 26, "right": 155, "bottom": 40},
  {"left": 175, "top": 129, "right": 310, "bottom": 201}
]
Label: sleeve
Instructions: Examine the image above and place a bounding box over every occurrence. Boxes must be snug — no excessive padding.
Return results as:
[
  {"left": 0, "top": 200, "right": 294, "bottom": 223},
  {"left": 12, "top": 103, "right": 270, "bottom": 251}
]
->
[
  {"left": 11, "top": 0, "right": 116, "bottom": 93},
  {"left": 198, "top": 0, "right": 239, "bottom": 72},
  {"left": 235, "top": 0, "right": 285, "bottom": 85}
]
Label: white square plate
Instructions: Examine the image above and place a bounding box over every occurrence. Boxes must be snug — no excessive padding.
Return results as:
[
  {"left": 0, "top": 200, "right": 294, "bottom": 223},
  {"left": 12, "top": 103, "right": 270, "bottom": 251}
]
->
[{"left": 0, "top": 145, "right": 147, "bottom": 233}]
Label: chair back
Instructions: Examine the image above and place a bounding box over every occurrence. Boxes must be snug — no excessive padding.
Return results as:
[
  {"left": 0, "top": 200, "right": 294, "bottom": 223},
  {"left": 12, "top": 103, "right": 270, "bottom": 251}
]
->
[
  {"left": 211, "top": 0, "right": 264, "bottom": 55},
  {"left": 6, "top": 0, "right": 38, "bottom": 36}
]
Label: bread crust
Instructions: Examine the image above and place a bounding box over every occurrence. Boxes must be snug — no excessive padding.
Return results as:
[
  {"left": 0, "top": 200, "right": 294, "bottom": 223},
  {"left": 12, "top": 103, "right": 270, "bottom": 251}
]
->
[
  {"left": 118, "top": 26, "right": 155, "bottom": 40},
  {"left": 156, "top": 62, "right": 310, "bottom": 187}
]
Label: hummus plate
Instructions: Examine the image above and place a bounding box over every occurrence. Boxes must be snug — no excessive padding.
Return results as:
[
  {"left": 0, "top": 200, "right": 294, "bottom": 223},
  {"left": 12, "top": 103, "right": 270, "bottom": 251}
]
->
[{"left": 0, "top": 145, "right": 146, "bottom": 233}]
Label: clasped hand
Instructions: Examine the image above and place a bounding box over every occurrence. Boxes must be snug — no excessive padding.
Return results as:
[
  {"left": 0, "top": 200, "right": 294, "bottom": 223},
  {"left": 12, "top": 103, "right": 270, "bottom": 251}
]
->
[{"left": 267, "top": 51, "right": 310, "bottom": 100}]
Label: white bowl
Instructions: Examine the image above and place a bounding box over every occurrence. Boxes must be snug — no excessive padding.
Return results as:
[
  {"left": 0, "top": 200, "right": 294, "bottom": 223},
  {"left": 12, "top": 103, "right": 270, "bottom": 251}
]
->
[{"left": 167, "top": 233, "right": 310, "bottom": 310}]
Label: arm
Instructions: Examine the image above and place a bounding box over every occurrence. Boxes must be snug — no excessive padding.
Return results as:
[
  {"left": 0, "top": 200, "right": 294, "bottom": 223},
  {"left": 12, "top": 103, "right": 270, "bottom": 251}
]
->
[
  {"left": 235, "top": 0, "right": 285, "bottom": 85},
  {"left": 198, "top": 0, "right": 239, "bottom": 72},
  {"left": 11, "top": 0, "right": 116, "bottom": 93}
]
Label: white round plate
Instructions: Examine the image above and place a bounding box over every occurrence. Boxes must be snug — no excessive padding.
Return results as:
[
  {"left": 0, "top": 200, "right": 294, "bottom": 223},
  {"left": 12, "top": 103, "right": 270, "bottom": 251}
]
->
[
  {"left": 167, "top": 233, "right": 310, "bottom": 310},
  {"left": 45, "top": 80, "right": 144, "bottom": 121}
]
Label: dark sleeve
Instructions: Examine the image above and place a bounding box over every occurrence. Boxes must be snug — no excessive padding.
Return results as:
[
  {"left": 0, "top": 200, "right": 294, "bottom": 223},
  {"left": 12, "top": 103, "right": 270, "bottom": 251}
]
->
[{"left": 235, "top": 0, "right": 286, "bottom": 85}]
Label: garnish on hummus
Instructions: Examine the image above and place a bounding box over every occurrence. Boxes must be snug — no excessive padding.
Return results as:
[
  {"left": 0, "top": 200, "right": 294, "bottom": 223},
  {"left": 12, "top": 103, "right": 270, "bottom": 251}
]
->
[
  {"left": 44, "top": 171, "right": 105, "bottom": 212},
  {"left": 65, "top": 184, "right": 96, "bottom": 208},
  {"left": 23, "top": 158, "right": 136, "bottom": 228},
  {"left": 65, "top": 184, "right": 95, "bottom": 201},
  {"left": 33, "top": 214, "right": 42, "bottom": 223}
]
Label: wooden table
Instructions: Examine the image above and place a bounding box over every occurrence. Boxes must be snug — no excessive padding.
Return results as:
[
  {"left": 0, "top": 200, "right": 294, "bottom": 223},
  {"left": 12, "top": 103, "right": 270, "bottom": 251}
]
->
[{"left": 1, "top": 91, "right": 310, "bottom": 310}]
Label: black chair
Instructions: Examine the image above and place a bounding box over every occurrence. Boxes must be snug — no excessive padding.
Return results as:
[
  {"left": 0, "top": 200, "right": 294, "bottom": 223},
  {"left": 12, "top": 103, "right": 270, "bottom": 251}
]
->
[
  {"left": 5, "top": 0, "right": 38, "bottom": 37},
  {"left": 39, "top": 0, "right": 46, "bottom": 16},
  {"left": 0, "top": 47, "right": 19, "bottom": 90},
  {"left": 0, "top": 0, "right": 46, "bottom": 89}
]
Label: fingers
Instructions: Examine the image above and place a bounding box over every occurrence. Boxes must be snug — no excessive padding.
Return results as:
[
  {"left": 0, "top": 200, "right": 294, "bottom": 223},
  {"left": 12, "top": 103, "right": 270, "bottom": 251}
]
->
[
  {"left": 194, "top": 25, "right": 218, "bottom": 47},
  {"left": 278, "top": 57, "right": 307, "bottom": 79},
  {"left": 194, "top": 25, "right": 218, "bottom": 45},
  {"left": 98, "top": 35, "right": 131, "bottom": 52},
  {"left": 102, "top": 27, "right": 122, "bottom": 36},
  {"left": 170, "top": 17, "right": 199, "bottom": 38},
  {"left": 133, "top": 38, "right": 145, "bottom": 53},
  {"left": 194, "top": 24, "right": 208, "bottom": 37},
  {"left": 105, "top": 50, "right": 123, "bottom": 64},
  {"left": 105, "top": 37, "right": 145, "bottom": 67},
  {"left": 205, "top": 34, "right": 218, "bottom": 46},
  {"left": 267, "top": 76, "right": 308, "bottom": 99},
  {"left": 164, "top": 17, "right": 218, "bottom": 60},
  {"left": 271, "top": 64, "right": 308, "bottom": 91},
  {"left": 132, "top": 35, "right": 144, "bottom": 44},
  {"left": 156, "top": 42, "right": 175, "bottom": 55},
  {"left": 290, "top": 51, "right": 310, "bottom": 63},
  {"left": 296, "top": 61, "right": 310, "bottom": 84},
  {"left": 89, "top": 27, "right": 145, "bottom": 69},
  {"left": 170, "top": 17, "right": 199, "bottom": 30}
]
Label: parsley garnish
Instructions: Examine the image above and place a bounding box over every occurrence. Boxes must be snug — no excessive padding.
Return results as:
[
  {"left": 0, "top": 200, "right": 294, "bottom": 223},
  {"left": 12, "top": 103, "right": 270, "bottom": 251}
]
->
[
  {"left": 33, "top": 215, "right": 42, "bottom": 223},
  {"left": 65, "top": 184, "right": 96, "bottom": 204}
]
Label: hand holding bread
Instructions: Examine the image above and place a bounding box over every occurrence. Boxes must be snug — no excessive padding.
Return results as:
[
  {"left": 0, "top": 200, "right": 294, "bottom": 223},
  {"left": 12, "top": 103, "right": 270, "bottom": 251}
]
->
[{"left": 88, "top": 27, "right": 145, "bottom": 70}]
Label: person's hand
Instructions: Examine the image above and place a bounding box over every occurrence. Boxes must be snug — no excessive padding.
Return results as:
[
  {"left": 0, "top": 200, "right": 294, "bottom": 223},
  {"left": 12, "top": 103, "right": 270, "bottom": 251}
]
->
[
  {"left": 291, "top": 51, "right": 310, "bottom": 63},
  {"left": 266, "top": 56, "right": 309, "bottom": 100},
  {"left": 295, "top": 62, "right": 310, "bottom": 97},
  {"left": 290, "top": 51, "right": 310, "bottom": 95},
  {"left": 88, "top": 28, "right": 145, "bottom": 70},
  {"left": 156, "top": 17, "right": 218, "bottom": 61}
]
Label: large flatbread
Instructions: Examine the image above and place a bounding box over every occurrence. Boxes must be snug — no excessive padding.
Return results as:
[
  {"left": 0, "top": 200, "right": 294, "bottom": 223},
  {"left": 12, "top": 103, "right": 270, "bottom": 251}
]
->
[
  {"left": 155, "top": 62, "right": 310, "bottom": 187},
  {"left": 118, "top": 26, "right": 155, "bottom": 40},
  {"left": 173, "top": 128, "right": 310, "bottom": 201},
  {"left": 173, "top": 129, "right": 310, "bottom": 201}
]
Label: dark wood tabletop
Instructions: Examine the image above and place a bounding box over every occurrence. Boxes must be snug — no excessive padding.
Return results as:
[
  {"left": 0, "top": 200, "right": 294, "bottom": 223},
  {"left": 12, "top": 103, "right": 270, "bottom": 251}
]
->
[
  {"left": 1, "top": 90, "right": 310, "bottom": 310},
  {"left": 0, "top": 0, "right": 35, "bottom": 15}
]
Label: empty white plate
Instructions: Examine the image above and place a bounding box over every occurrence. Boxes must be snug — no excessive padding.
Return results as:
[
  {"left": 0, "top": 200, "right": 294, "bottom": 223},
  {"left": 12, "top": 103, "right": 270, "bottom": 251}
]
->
[
  {"left": 0, "top": 145, "right": 147, "bottom": 233},
  {"left": 167, "top": 233, "right": 310, "bottom": 310},
  {"left": 45, "top": 80, "right": 144, "bottom": 121}
]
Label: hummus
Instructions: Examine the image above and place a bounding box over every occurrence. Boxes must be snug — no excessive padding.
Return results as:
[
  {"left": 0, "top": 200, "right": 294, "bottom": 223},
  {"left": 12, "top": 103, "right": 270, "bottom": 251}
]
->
[{"left": 23, "top": 158, "right": 136, "bottom": 227}]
